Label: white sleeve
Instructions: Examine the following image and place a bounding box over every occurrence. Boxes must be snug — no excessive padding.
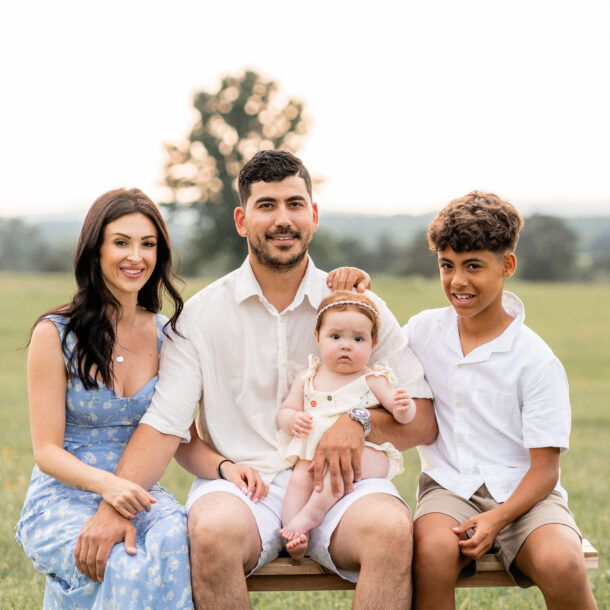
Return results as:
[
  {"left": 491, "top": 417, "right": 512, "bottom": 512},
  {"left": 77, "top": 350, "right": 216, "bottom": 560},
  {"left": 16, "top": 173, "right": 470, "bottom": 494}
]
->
[
  {"left": 521, "top": 357, "right": 571, "bottom": 452},
  {"left": 368, "top": 291, "right": 433, "bottom": 399},
  {"left": 140, "top": 314, "right": 203, "bottom": 441}
]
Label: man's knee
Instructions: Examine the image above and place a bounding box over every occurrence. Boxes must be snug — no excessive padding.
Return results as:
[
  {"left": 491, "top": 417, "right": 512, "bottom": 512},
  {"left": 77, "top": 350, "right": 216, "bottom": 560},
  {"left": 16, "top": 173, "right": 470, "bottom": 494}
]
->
[
  {"left": 331, "top": 494, "right": 412, "bottom": 569},
  {"left": 188, "top": 492, "right": 260, "bottom": 564}
]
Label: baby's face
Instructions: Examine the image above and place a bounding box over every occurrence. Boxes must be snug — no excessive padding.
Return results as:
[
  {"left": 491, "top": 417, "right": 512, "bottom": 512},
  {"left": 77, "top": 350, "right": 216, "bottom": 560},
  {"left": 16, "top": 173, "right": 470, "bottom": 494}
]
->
[{"left": 316, "top": 309, "right": 375, "bottom": 374}]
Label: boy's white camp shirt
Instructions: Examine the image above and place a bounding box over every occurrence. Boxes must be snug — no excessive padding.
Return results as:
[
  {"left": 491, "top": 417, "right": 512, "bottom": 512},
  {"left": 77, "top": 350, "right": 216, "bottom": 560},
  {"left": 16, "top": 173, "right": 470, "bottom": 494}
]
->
[
  {"left": 141, "top": 257, "right": 433, "bottom": 483},
  {"left": 404, "top": 291, "right": 570, "bottom": 503}
]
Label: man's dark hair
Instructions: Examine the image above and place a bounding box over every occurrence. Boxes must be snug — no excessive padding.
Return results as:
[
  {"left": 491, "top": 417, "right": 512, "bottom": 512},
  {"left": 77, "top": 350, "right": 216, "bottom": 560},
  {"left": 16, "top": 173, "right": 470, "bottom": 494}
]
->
[
  {"left": 427, "top": 191, "right": 524, "bottom": 254},
  {"left": 237, "top": 150, "right": 312, "bottom": 206}
]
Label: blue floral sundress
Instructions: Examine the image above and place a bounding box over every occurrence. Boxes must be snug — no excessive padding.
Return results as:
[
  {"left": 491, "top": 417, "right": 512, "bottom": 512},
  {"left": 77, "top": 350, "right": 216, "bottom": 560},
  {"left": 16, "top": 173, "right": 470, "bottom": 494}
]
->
[{"left": 15, "top": 314, "right": 193, "bottom": 609}]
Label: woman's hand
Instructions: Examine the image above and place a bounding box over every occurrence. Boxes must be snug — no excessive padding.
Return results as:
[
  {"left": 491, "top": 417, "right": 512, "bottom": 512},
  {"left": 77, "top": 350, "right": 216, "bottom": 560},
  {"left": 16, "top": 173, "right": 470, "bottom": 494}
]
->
[
  {"left": 221, "top": 462, "right": 269, "bottom": 502},
  {"left": 327, "top": 267, "right": 371, "bottom": 293},
  {"left": 288, "top": 411, "right": 313, "bottom": 438},
  {"left": 101, "top": 474, "right": 156, "bottom": 519}
]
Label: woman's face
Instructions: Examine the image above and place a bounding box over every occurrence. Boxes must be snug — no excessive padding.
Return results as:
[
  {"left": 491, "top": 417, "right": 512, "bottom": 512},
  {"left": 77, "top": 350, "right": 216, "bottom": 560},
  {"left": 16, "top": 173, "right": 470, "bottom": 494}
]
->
[{"left": 99, "top": 213, "right": 158, "bottom": 301}]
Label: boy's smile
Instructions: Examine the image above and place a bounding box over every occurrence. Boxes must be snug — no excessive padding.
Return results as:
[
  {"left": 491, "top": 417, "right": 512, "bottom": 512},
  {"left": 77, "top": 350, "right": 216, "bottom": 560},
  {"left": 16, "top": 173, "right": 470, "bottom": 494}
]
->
[{"left": 438, "top": 248, "right": 516, "bottom": 324}]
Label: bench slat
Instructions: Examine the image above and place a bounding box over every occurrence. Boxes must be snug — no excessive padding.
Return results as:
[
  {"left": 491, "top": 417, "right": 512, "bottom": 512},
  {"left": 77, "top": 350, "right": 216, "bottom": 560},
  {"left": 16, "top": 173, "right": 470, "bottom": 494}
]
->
[{"left": 247, "top": 539, "right": 597, "bottom": 592}]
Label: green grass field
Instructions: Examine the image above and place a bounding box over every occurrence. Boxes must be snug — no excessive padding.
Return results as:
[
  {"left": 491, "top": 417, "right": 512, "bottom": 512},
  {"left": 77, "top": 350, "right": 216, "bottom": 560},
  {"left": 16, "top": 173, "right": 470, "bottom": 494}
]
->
[{"left": 1, "top": 272, "right": 608, "bottom": 608}]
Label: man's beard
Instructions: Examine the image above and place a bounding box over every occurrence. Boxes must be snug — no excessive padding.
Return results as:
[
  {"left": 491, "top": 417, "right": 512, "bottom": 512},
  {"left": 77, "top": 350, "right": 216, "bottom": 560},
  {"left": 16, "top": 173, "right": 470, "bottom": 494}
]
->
[{"left": 248, "top": 229, "right": 310, "bottom": 271}]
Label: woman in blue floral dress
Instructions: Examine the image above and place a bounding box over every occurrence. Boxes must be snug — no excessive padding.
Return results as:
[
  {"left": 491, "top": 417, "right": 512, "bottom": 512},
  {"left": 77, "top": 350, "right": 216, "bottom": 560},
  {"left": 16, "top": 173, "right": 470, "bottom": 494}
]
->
[{"left": 15, "top": 188, "right": 265, "bottom": 609}]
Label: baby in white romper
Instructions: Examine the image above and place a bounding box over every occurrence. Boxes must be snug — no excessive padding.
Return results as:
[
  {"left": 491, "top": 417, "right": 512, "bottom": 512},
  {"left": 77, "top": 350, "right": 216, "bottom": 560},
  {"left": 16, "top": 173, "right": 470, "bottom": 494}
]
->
[{"left": 276, "top": 290, "right": 417, "bottom": 559}]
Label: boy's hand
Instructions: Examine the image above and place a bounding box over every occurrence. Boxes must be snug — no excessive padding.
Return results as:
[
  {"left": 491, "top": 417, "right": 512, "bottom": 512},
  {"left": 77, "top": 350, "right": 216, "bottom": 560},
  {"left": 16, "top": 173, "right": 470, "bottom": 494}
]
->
[
  {"left": 221, "top": 462, "right": 269, "bottom": 502},
  {"left": 392, "top": 389, "right": 417, "bottom": 424},
  {"left": 289, "top": 412, "right": 313, "bottom": 438},
  {"left": 453, "top": 509, "right": 504, "bottom": 560},
  {"left": 327, "top": 267, "right": 371, "bottom": 293},
  {"left": 102, "top": 474, "right": 157, "bottom": 519}
]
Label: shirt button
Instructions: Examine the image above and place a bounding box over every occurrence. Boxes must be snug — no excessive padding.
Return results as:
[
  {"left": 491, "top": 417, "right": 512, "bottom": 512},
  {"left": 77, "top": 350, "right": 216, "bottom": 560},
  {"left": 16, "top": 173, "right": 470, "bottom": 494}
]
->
[
  {"left": 456, "top": 436, "right": 463, "bottom": 444},
  {"left": 327, "top": 395, "right": 333, "bottom": 401},
  {"left": 456, "top": 401, "right": 462, "bottom": 407}
]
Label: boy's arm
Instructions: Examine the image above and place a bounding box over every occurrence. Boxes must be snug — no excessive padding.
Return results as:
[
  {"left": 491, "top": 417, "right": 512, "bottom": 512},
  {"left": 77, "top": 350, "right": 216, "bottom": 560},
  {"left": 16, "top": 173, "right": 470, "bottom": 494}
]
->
[{"left": 453, "top": 447, "right": 560, "bottom": 559}]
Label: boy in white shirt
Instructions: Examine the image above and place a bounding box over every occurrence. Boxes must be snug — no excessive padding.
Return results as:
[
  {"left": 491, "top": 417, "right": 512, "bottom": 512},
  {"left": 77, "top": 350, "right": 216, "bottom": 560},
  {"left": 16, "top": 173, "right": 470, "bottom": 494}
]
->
[{"left": 405, "top": 191, "right": 596, "bottom": 608}]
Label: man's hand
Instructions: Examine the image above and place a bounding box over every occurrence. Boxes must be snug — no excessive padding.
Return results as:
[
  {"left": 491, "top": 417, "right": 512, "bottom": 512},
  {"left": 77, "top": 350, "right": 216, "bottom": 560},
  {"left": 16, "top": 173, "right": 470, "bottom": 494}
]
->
[
  {"left": 74, "top": 500, "right": 137, "bottom": 583},
  {"left": 309, "top": 414, "right": 364, "bottom": 496},
  {"left": 221, "top": 462, "right": 269, "bottom": 503},
  {"left": 452, "top": 509, "right": 504, "bottom": 560},
  {"left": 326, "top": 267, "right": 371, "bottom": 293}
]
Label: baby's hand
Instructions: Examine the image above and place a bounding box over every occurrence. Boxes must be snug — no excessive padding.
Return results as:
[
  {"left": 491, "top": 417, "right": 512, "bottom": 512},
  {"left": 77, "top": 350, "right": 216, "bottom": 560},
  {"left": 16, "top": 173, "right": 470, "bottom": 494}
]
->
[
  {"left": 290, "top": 412, "right": 313, "bottom": 438},
  {"left": 393, "top": 389, "right": 417, "bottom": 424},
  {"left": 102, "top": 475, "right": 156, "bottom": 519}
]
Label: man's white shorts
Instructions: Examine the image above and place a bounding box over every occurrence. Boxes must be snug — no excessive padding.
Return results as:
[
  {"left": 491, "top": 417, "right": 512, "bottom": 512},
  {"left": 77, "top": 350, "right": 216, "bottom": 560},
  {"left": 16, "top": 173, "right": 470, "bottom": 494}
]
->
[{"left": 186, "top": 470, "right": 409, "bottom": 583}]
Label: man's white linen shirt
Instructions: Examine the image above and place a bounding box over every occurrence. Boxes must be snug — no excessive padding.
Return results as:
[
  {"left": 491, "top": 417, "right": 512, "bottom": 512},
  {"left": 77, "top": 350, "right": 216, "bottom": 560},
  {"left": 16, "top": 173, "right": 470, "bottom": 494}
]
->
[
  {"left": 141, "top": 257, "right": 432, "bottom": 483},
  {"left": 404, "top": 291, "right": 570, "bottom": 503}
]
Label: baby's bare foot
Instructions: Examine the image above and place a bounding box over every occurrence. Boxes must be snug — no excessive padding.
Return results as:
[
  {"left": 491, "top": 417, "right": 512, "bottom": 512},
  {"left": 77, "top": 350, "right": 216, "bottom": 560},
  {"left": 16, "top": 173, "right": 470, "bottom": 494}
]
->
[{"left": 285, "top": 533, "right": 308, "bottom": 560}]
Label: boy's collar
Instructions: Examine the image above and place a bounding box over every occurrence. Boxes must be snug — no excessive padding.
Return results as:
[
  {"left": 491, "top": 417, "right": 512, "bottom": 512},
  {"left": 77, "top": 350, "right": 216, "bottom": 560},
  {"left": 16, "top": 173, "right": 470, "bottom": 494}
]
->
[{"left": 444, "top": 291, "right": 525, "bottom": 361}]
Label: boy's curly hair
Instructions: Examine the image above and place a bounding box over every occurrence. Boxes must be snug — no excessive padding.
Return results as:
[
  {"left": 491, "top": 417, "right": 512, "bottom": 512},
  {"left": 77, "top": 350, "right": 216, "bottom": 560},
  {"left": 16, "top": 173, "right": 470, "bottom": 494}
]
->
[{"left": 427, "top": 191, "right": 524, "bottom": 253}]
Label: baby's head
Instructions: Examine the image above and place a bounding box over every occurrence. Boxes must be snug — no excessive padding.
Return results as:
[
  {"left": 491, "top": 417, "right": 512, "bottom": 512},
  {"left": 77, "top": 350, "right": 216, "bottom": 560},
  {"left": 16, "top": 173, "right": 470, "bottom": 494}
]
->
[{"left": 315, "top": 290, "right": 381, "bottom": 343}]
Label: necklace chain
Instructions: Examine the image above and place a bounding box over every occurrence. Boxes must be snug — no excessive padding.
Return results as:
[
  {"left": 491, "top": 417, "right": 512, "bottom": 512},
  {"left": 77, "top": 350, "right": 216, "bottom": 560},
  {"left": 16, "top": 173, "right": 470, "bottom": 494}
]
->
[{"left": 115, "top": 314, "right": 138, "bottom": 363}]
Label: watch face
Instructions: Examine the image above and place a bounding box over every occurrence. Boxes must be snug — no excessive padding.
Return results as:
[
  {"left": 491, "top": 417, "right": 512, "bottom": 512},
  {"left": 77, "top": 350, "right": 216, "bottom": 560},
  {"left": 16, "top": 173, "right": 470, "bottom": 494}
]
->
[{"left": 351, "top": 407, "right": 370, "bottom": 421}]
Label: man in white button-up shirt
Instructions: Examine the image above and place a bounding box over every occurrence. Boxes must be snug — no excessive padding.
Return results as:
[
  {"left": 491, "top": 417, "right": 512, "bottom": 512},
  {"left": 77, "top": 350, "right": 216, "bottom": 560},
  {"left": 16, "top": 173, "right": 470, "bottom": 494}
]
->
[
  {"left": 76, "top": 150, "right": 437, "bottom": 608},
  {"left": 406, "top": 191, "right": 596, "bottom": 609}
]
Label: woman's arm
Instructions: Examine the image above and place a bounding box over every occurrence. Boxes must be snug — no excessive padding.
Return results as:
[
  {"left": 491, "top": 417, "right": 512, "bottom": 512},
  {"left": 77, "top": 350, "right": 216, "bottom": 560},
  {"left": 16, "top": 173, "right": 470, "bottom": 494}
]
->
[{"left": 28, "top": 320, "right": 155, "bottom": 518}]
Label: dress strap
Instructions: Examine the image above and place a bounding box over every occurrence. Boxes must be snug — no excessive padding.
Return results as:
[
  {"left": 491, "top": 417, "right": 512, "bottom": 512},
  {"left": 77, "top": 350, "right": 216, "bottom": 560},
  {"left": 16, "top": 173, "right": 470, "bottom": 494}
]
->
[
  {"left": 368, "top": 361, "right": 397, "bottom": 385},
  {"left": 304, "top": 354, "right": 321, "bottom": 384},
  {"left": 42, "top": 314, "right": 76, "bottom": 371}
]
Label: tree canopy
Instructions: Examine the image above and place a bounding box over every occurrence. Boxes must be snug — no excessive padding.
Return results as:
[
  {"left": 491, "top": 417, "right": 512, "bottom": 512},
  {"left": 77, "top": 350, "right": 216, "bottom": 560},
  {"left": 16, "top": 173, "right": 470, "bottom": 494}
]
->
[
  {"left": 162, "top": 70, "right": 308, "bottom": 273},
  {"left": 517, "top": 214, "right": 578, "bottom": 280}
]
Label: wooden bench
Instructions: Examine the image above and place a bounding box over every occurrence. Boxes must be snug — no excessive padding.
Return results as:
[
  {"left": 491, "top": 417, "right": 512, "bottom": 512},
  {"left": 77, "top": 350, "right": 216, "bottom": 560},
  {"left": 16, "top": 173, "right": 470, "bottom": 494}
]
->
[{"left": 247, "top": 538, "right": 598, "bottom": 592}]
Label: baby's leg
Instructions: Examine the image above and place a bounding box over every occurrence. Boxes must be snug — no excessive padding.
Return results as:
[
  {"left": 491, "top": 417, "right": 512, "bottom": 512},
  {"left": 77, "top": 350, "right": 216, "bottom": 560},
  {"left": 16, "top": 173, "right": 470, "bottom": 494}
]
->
[
  {"left": 282, "top": 448, "right": 389, "bottom": 559},
  {"left": 281, "top": 460, "right": 314, "bottom": 527}
]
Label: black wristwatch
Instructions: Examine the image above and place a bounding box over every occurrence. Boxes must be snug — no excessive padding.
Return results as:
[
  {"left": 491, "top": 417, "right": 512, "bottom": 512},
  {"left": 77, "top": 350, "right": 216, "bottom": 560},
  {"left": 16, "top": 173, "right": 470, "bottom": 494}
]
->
[{"left": 349, "top": 407, "right": 371, "bottom": 438}]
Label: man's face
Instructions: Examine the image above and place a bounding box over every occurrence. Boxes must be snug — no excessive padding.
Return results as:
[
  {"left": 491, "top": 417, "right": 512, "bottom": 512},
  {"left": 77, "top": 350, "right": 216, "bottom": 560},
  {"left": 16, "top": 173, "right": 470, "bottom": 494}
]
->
[{"left": 234, "top": 175, "right": 319, "bottom": 271}]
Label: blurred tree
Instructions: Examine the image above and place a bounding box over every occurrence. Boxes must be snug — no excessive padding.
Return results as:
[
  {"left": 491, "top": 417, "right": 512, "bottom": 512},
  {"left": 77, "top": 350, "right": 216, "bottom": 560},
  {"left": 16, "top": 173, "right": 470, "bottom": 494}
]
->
[
  {"left": 309, "top": 231, "right": 373, "bottom": 273},
  {"left": 0, "top": 218, "right": 47, "bottom": 271},
  {"left": 162, "top": 70, "right": 308, "bottom": 272},
  {"left": 402, "top": 229, "right": 439, "bottom": 277},
  {"left": 517, "top": 214, "right": 578, "bottom": 280}
]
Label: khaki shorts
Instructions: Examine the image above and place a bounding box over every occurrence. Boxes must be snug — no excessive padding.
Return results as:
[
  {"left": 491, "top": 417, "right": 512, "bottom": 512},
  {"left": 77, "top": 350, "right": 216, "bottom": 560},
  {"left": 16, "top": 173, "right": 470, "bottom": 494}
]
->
[{"left": 414, "top": 473, "right": 581, "bottom": 587}]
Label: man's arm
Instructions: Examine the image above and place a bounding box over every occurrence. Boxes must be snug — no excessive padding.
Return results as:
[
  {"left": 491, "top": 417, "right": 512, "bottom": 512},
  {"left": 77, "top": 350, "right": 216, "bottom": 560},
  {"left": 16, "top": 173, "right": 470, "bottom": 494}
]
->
[
  {"left": 310, "top": 399, "right": 436, "bottom": 495},
  {"left": 368, "top": 398, "right": 437, "bottom": 450},
  {"left": 74, "top": 425, "right": 181, "bottom": 582}
]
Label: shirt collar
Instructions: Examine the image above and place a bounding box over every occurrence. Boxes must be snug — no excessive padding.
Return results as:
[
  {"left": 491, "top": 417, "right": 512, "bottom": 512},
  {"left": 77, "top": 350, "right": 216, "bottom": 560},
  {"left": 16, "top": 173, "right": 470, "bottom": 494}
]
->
[
  {"left": 443, "top": 291, "right": 525, "bottom": 362},
  {"left": 233, "top": 255, "right": 324, "bottom": 312}
]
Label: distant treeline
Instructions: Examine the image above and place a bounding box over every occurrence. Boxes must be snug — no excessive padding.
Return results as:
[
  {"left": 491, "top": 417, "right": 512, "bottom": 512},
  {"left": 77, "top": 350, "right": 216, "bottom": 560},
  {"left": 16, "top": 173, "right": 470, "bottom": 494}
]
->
[{"left": 2, "top": 213, "right": 610, "bottom": 281}]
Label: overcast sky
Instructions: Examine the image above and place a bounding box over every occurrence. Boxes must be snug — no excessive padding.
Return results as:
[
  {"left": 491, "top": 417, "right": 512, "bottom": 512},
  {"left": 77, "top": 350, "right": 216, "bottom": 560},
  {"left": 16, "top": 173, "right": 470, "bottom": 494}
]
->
[{"left": 1, "top": 0, "right": 609, "bottom": 219}]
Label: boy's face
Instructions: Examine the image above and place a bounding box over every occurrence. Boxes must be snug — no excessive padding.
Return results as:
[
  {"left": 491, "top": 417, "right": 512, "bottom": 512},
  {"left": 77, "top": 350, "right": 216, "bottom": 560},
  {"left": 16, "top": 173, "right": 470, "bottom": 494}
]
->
[{"left": 437, "top": 248, "right": 516, "bottom": 321}]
